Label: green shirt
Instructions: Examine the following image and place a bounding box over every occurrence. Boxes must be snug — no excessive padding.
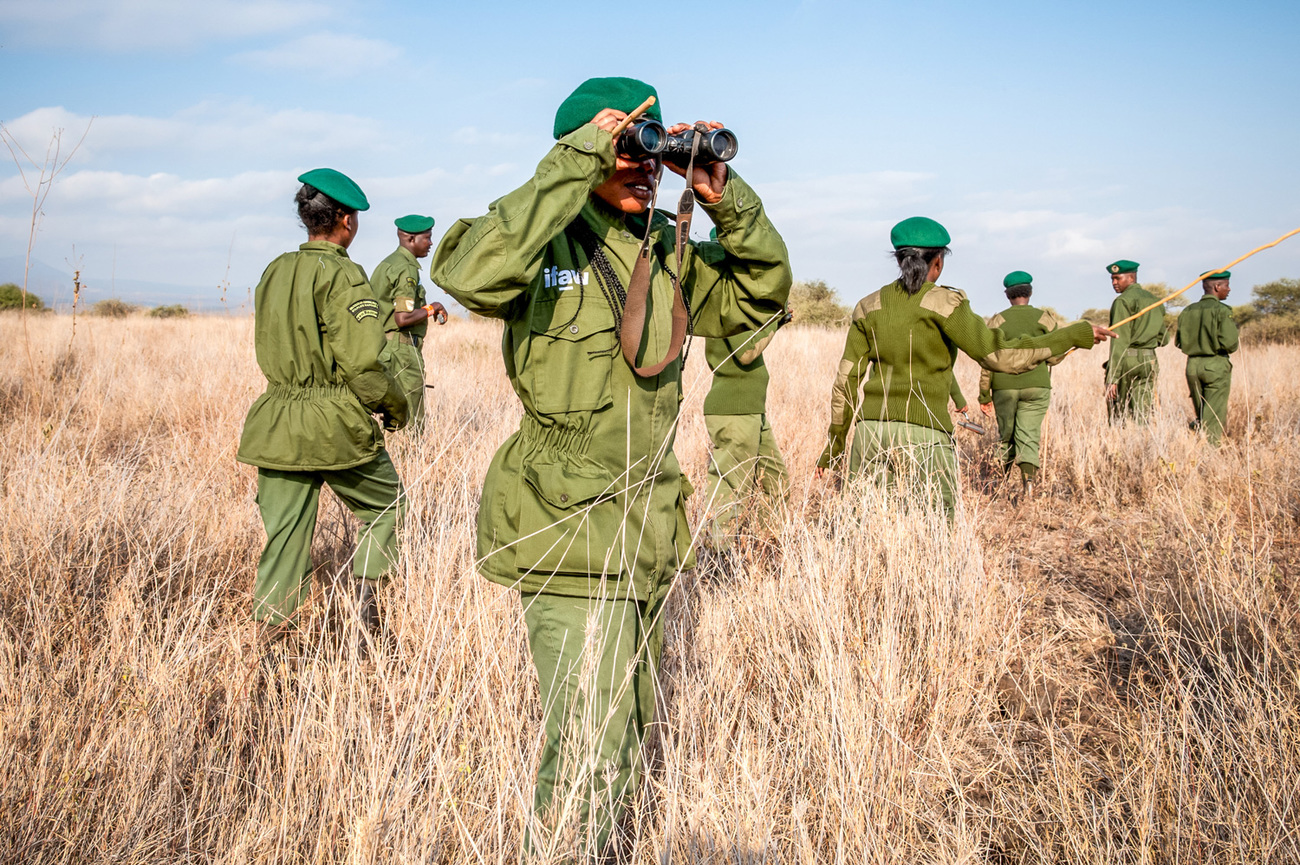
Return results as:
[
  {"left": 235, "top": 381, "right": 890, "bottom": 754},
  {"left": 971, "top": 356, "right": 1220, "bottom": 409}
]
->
[
  {"left": 819, "top": 281, "right": 1095, "bottom": 467},
  {"left": 977, "top": 304, "right": 1062, "bottom": 401},
  {"left": 430, "top": 123, "right": 792, "bottom": 601},
  {"left": 702, "top": 313, "right": 785, "bottom": 415},
  {"left": 237, "top": 241, "right": 405, "bottom": 472},
  {"left": 1107, "top": 283, "right": 1169, "bottom": 383},
  {"left": 1176, "top": 294, "right": 1239, "bottom": 358},
  {"left": 371, "top": 246, "right": 428, "bottom": 340}
]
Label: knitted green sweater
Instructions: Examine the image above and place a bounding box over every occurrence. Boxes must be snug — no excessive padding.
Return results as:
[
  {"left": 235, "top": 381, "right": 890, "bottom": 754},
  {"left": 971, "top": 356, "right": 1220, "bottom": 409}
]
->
[
  {"left": 976, "top": 304, "right": 1064, "bottom": 402},
  {"left": 819, "top": 281, "right": 1095, "bottom": 467}
]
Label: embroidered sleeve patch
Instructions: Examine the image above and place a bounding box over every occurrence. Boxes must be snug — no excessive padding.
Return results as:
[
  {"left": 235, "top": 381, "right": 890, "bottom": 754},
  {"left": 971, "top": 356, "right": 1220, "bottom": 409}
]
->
[
  {"left": 404, "top": 276, "right": 418, "bottom": 288},
  {"left": 348, "top": 298, "right": 380, "bottom": 322}
]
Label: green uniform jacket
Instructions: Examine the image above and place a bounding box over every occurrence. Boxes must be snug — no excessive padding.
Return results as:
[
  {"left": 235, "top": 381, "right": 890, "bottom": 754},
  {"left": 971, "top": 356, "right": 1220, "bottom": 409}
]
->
[
  {"left": 431, "top": 123, "right": 792, "bottom": 601},
  {"left": 977, "top": 304, "right": 1066, "bottom": 402},
  {"left": 702, "top": 314, "right": 784, "bottom": 415},
  {"left": 819, "top": 281, "right": 1095, "bottom": 467},
  {"left": 1106, "top": 284, "right": 1169, "bottom": 384},
  {"left": 238, "top": 241, "right": 405, "bottom": 472},
  {"left": 371, "top": 246, "right": 429, "bottom": 340},
  {"left": 1176, "top": 295, "right": 1239, "bottom": 358}
]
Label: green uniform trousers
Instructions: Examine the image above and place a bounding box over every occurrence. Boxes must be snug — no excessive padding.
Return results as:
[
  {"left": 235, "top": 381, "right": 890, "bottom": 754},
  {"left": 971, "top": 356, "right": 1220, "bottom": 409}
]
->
[
  {"left": 520, "top": 588, "right": 665, "bottom": 857},
  {"left": 848, "top": 419, "right": 958, "bottom": 521},
  {"left": 1185, "top": 355, "right": 1232, "bottom": 446},
  {"left": 991, "top": 386, "right": 1051, "bottom": 478},
  {"left": 703, "top": 412, "right": 789, "bottom": 545},
  {"left": 384, "top": 338, "right": 426, "bottom": 430},
  {"left": 252, "top": 450, "right": 404, "bottom": 624},
  {"left": 1108, "top": 350, "right": 1158, "bottom": 424}
]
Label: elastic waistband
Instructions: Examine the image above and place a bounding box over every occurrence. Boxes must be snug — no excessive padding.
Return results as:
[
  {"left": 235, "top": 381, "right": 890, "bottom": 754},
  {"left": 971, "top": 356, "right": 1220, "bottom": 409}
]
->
[
  {"left": 1124, "top": 348, "right": 1157, "bottom": 357},
  {"left": 266, "top": 383, "right": 353, "bottom": 400},
  {"left": 520, "top": 414, "right": 592, "bottom": 457}
]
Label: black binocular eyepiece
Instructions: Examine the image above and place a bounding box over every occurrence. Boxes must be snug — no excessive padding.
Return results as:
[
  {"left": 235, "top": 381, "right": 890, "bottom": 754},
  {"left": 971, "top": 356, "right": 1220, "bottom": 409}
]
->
[{"left": 617, "top": 120, "right": 738, "bottom": 167}]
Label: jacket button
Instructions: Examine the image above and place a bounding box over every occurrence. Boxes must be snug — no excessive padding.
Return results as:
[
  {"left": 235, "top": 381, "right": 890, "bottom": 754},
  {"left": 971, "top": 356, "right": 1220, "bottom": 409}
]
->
[
  {"left": 569, "top": 324, "right": 579, "bottom": 334},
  {"left": 560, "top": 493, "right": 569, "bottom": 503},
  {"left": 583, "top": 141, "right": 594, "bottom": 151},
  {"left": 737, "top": 197, "right": 746, "bottom": 207},
  {"left": 621, "top": 231, "right": 631, "bottom": 239}
]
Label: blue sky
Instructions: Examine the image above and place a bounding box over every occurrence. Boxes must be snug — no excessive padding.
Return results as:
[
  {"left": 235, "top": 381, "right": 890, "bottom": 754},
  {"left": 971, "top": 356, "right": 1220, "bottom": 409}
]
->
[{"left": 1, "top": 0, "right": 1298, "bottom": 314}]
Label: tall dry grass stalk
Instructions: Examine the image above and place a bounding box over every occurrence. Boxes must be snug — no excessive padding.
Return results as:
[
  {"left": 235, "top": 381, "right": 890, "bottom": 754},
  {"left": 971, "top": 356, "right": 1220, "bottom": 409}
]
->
[{"left": 1, "top": 312, "right": 1297, "bottom": 862}]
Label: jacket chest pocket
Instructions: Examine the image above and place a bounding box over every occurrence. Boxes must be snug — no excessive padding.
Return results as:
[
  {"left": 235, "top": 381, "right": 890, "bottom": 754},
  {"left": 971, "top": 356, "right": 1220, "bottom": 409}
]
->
[{"left": 526, "top": 291, "right": 618, "bottom": 414}]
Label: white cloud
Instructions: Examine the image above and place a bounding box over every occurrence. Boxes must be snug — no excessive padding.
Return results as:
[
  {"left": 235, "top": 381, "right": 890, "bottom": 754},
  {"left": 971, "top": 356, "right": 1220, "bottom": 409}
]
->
[
  {"left": 230, "top": 32, "right": 402, "bottom": 76},
  {"left": 0, "top": 0, "right": 329, "bottom": 50},
  {"left": 1, "top": 104, "right": 392, "bottom": 166}
]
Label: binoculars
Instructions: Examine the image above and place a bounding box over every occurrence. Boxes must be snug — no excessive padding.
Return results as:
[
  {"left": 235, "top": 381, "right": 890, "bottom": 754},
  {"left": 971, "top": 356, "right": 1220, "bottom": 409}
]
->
[{"left": 617, "top": 120, "right": 739, "bottom": 167}]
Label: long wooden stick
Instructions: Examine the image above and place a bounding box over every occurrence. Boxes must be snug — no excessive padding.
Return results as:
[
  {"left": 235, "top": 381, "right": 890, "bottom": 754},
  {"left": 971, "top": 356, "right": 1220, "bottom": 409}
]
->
[
  {"left": 610, "top": 96, "right": 657, "bottom": 137},
  {"left": 1111, "top": 226, "right": 1300, "bottom": 329}
]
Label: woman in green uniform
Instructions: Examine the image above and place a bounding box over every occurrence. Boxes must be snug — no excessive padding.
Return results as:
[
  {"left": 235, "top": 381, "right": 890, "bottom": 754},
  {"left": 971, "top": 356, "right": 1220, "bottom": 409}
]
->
[
  {"left": 237, "top": 168, "right": 408, "bottom": 639},
  {"left": 431, "top": 77, "right": 791, "bottom": 856},
  {"left": 816, "top": 217, "right": 1113, "bottom": 518}
]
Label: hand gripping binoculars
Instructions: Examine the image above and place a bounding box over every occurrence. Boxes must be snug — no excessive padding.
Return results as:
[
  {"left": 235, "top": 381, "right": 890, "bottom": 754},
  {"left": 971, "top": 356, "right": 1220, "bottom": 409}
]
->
[{"left": 616, "top": 120, "right": 739, "bottom": 167}]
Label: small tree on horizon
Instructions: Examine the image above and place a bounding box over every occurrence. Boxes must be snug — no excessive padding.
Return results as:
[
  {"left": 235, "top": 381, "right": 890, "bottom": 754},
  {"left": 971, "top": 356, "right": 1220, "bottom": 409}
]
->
[
  {"left": 0, "top": 283, "right": 45, "bottom": 311},
  {"left": 1251, "top": 278, "right": 1300, "bottom": 318},
  {"left": 788, "top": 279, "right": 850, "bottom": 328}
]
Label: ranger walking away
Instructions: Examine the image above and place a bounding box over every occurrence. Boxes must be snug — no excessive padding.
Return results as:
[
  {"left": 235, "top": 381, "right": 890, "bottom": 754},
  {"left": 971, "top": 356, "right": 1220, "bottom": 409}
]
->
[
  {"left": 1104, "top": 259, "right": 1169, "bottom": 423},
  {"left": 369, "top": 214, "right": 447, "bottom": 430},
  {"left": 977, "top": 270, "right": 1067, "bottom": 500},
  {"left": 237, "top": 169, "right": 408, "bottom": 648},
  {"left": 1176, "top": 270, "right": 1239, "bottom": 445},
  {"left": 816, "top": 218, "right": 1113, "bottom": 520},
  {"left": 430, "top": 78, "right": 791, "bottom": 857},
  {"left": 701, "top": 238, "right": 791, "bottom": 549}
]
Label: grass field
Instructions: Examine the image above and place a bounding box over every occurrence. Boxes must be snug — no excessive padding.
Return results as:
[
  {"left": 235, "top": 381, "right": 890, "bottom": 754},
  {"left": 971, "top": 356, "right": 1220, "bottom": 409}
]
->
[{"left": 2, "top": 311, "right": 1298, "bottom": 863}]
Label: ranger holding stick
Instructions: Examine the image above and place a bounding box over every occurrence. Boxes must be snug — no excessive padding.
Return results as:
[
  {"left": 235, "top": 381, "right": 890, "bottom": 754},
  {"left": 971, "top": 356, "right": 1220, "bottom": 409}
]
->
[{"left": 430, "top": 77, "right": 791, "bottom": 856}]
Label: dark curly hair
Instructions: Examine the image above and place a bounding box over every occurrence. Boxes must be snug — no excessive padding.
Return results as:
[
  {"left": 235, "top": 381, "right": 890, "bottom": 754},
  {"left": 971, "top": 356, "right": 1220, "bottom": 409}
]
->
[
  {"left": 295, "top": 183, "right": 356, "bottom": 236},
  {"left": 893, "top": 246, "right": 951, "bottom": 296},
  {"left": 1005, "top": 283, "right": 1033, "bottom": 301}
]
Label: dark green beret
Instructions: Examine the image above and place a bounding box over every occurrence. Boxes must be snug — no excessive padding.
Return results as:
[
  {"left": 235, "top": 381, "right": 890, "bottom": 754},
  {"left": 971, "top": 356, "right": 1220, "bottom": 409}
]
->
[
  {"left": 297, "top": 168, "right": 369, "bottom": 211},
  {"left": 1201, "top": 269, "right": 1231, "bottom": 280},
  {"left": 890, "top": 216, "right": 951, "bottom": 249},
  {"left": 1106, "top": 259, "right": 1139, "bottom": 275},
  {"left": 395, "top": 214, "right": 435, "bottom": 233},
  {"left": 553, "top": 77, "right": 661, "bottom": 139},
  {"left": 1003, "top": 270, "right": 1033, "bottom": 289}
]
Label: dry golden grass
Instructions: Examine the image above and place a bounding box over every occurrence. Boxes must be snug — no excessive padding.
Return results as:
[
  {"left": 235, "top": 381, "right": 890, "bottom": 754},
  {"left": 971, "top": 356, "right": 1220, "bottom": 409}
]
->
[{"left": 2, "top": 311, "right": 1298, "bottom": 863}]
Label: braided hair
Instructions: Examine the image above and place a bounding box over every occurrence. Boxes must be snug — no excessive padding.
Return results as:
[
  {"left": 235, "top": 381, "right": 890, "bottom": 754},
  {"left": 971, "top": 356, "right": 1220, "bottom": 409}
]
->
[{"left": 894, "top": 246, "right": 951, "bottom": 295}]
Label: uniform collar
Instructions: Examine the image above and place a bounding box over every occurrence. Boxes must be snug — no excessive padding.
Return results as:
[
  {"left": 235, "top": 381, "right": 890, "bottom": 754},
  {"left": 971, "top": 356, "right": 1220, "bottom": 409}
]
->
[
  {"left": 582, "top": 196, "right": 653, "bottom": 243},
  {"left": 394, "top": 245, "right": 419, "bottom": 266},
  {"left": 300, "top": 240, "right": 350, "bottom": 258}
]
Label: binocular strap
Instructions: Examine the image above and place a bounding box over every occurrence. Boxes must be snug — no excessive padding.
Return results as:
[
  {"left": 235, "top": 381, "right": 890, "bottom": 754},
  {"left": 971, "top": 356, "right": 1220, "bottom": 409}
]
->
[{"left": 618, "top": 128, "right": 703, "bottom": 378}]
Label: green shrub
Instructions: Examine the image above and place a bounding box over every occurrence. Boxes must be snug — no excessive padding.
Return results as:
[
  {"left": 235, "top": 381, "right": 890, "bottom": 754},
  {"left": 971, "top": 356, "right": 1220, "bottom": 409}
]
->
[
  {"left": 1079, "top": 308, "right": 1110, "bottom": 327},
  {"left": 0, "top": 283, "right": 45, "bottom": 311},
  {"left": 788, "top": 279, "right": 850, "bottom": 328},
  {"left": 149, "top": 304, "right": 189, "bottom": 319},
  {"left": 92, "top": 299, "right": 137, "bottom": 318},
  {"left": 1240, "top": 313, "right": 1300, "bottom": 345}
]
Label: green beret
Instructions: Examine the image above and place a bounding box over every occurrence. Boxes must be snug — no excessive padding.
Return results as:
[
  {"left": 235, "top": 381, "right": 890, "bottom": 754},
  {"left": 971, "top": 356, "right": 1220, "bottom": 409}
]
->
[
  {"left": 1201, "top": 269, "right": 1231, "bottom": 280},
  {"left": 890, "top": 216, "right": 951, "bottom": 249},
  {"left": 297, "top": 168, "right": 369, "bottom": 211},
  {"left": 1106, "top": 259, "right": 1139, "bottom": 275},
  {"left": 709, "top": 227, "right": 718, "bottom": 241},
  {"left": 1003, "top": 270, "right": 1033, "bottom": 289},
  {"left": 395, "top": 214, "right": 435, "bottom": 233},
  {"left": 553, "top": 77, "right": 661, "bottom": 139}
]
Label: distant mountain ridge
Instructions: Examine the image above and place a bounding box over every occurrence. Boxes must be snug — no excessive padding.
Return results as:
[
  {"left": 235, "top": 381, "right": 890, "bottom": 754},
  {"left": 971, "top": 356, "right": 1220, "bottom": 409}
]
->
[{"left": 0, "top": 256, "right": 232, "bottom": 311}]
